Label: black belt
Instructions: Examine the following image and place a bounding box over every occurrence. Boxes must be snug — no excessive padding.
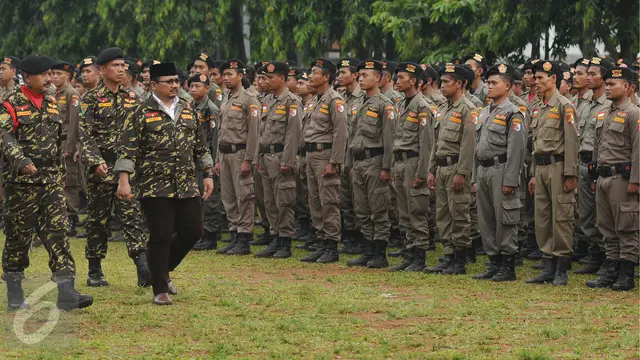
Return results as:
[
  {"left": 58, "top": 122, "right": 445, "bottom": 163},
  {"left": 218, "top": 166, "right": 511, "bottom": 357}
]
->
[
  {"left": 394, "top": 150, "right": 419, "bottom": 162},
  {"left": 534, "top": 154, "right": 563, "bottom": 166},
  {"left": 259, "top": 144, "right": 284, "bottom": 154},
  {"left": 579, "top": 152, "right": 593, "bottom": 164},
  {"left": 353, "top": 147, "right": 384, "bottom": 162},
  {"left": 298, "top": 147, "right": 307, "bottom": 157},
  {"left": 597, "top": 163, "right": 631, "bottom": 178},
  {"left": 31, "top": 158, "right": 62, "bottom": 168},
  {"left": 100, "top": 148, "right": 117, "bottom": 164},
  {"left": 305, "top": 143, "right": 332, "bottom": 152},
  {"left": 435, "top": 155, "right": 459, "bottom": 167},
  {"left": 219, "top": 144, "right": 247, "bottom": 154},
  {"left": 478, "top": 154, "right": 507, "bottom": 167}
]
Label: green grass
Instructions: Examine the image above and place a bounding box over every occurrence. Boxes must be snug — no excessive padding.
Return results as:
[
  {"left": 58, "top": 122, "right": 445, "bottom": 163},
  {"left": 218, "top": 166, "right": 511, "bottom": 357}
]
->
[{"left": 0, "top": 229, "right": 638, "bottom": 359}]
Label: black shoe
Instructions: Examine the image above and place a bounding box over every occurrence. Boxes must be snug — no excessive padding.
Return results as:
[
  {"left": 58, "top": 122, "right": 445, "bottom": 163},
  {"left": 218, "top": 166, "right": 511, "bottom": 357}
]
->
[
  {"left": 473, "top": 255, "right": 501, "bottom": 280},
  {"left": 338, "top": 230, "right": 354, "bottom": 253},
  {"left": 227, "top": 233, "right": 252, "bottom": 255},
  {"left": 57, "top": 278, "right": 94, "bottom": 310},
  {"left": 251, "top": 232, "right": 273, "bottom": 246},
  {"left": 531, "top": 261, "right": 545, "bottom": 270},
  {"left": 344, "top": 231, "right": 364, "bottom": 255},
  {"left": 596, "top": 260, "right": 609, "bottom": 276},
  {"left": 441, "top": 249, "right": 467, "bottom": 275},
  {"left": 216, "top": 231, "right": 238, "bottom": 254},
  {"left": 388, "top": 228, "right": 403, "bottom": 249},
  {"left": 514, "top": 252, "right": 523, "bottom": 266},
  {"left": 108, "top": 232, "right": 125, "bottom": 242},
  {"left": 300, "top": 240, "right": 326, "bottom": 262},
  {"left": 5, "top": 272, "right": 28, "bottom": 310},
  {"left": 466, "top": 248, "right": 477, "bottom": 264},
  {"left": 525, "top": 257, "right": 556, "bottom": 284},
  {"left": 87, "top": 258, "right": 109, "bottom": 287},
  {"left": 366, "top": 241, "right": 389, "bottom": 268},
  {"left": 296, "top": 220, "right": 311, "bottom": 242},
  {"left": 578, "top": 254, "right": 593, "bottom": 265},
  {"left": 575, "top": 252, "right": 604, "bottom": 274},
  {"left": 134, "top": 252, "right": 151, "bottom": 287},
  {"left": 612, "top": 260, "right": 637, "bottom": 291},
  {"left": 571, "top": 241, "right": 589, "bottom": 261},
  {"left": 553, "top": 257, "right": 570, "bottom": 285},
  {"left": 586, "top": 260, "right": 620, "bottom": 288},
  {"left": 389, "top": 248, "right": 415, "bottom": 271},
  {"left": 425, "top": 254, "right": 453, "bottom": 273},
  {"left": 525, "top": 248, "right": 543, "bottom": 260},
  {"left": 316, "top": 240, "right": 339, "bottom": 263},
  {"left": 273, "top": 237, "right": 292, "bottom": 258},
  {"left": 193, "top": 231, "right": 218, "bottom": 251},
  {"left": 255, "top": 238, "right": 282, "bottom": 258},
  {"left": 296, "top": 227, "right": 317, "bottom": 249},
  {"left": 347, "top": 240, "right": 374, "bottom": 267},
  {"left": 404, "top": 248, "right": 427, "bottom": 272},
  {"left": 493, "top": 255, "right": 517, "bottom": 282}
]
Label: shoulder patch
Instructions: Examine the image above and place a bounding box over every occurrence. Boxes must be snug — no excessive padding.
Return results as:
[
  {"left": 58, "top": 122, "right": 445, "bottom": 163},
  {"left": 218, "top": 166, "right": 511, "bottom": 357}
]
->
[{"left": 335, "top": 99, "right": 345, "bottom": 113}]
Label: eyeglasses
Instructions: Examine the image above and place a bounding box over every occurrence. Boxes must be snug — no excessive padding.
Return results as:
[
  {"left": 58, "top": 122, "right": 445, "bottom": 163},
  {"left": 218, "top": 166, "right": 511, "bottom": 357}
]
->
[{"left": 155, "top": 79, "right": 181, "bottom": 85}]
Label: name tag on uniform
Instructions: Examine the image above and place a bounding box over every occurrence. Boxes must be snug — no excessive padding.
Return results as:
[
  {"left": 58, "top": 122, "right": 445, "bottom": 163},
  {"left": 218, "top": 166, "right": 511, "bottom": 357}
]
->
[
  {"left": 319, "top": 103, "right": 329, "bottom": 114},
  {"left": 547, "top": 113, "right": 560, "bottom": 119},
  {"left": 98, "top": 102, "right": 113, "bottom": 107},
  {"left": 47, "top": 108, "right": 59, "bottom": 115},
  {"left": 596, "top": 111, "right": 605, "bottom": 120},
  {"left": 406, "top": 116, "right": 418, "bottom": 123},
  {"left": 182, "top": 114, "right": 194, "bottom": 120},
  {"left": 366, "top": 111, "right": 379, "bottom": 118},
  {"left": 275, "top": 105, "right": 287, "bottom": 115},
  {"left": 231, "top": 102, "right": 243, "bottom": 112},
  {"left": 146, "top": 116, "right": 162, "bottom": 123},
  {"left": 58, "top": 99, "right": 67, "bottom": 105},
  {"left": 17, "top": 111, "right": 32, "bottom": 116},
  {"left": 492, "top": 119, "right": 506, "bottom": 126},
  {"left": 614, "top": 116, "right": 625, "bottom": 123},
  {"left": 449, "top": 116, "right": 462, "bottom": 124}
]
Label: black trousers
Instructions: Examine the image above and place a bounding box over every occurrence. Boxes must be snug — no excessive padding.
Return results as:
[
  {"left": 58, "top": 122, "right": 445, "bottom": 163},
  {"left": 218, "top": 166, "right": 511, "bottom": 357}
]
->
[{"left": 140, "top": 197, "right": 203, "bottom": 295}]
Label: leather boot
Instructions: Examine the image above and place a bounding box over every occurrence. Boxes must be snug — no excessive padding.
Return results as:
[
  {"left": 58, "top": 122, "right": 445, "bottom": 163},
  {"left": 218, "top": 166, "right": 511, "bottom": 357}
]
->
[
  {"left": 347, "top": 240, "right": 374, "bottom": 267},
  {"left": 255, "top": 237, "right": 282, "bottom": 258},
  {"left": 251, "top": 231, "right": 274, "bottom": 246},
  {"left": 57, "top": 278, "right": 94, "bottom": 310},
  {"left": 466, "top": 248, "right": 477, "bottom": 264},
  {"left": 425, "top": 254, "right": 453, "bottom": 273},
  {"left": 193, "top": 231, "right": 216, "bottom": 251},
  {"left": 87, "top": 258, "right": 109, "bottom": 287},
  {"left": 441, "top": 249, "right": 467, "bottom": 275},
  {"left": 553, "top": 256, "right": 571, "bottom": 285},
  {"left": 525, "top": 257, "right": 556, "bottom": 284},
  {"left": 346, "top": 231, "right": 365, "bottom": 255},
  {"left": 596, "top": 259, "right": 609, "bottom": 276},
  {"left": 296, "top": 219, "right": 311, "bottom": 243},
  {"left": 296, "top": 227, "right": 316, "bottom": 249},
  {"left": 338, "top": 230, "right": 354, "bottom": 253},
  {"left": 404, "top": 248, "right": 427, "bottom": 272},
  {"left": 531, "top": 261, "right": 545, "bottom": 270},
  {"left": 571, "top": 240, "right": 589, "bottom": 261},
  {"left": 5, "top": 272, "right": 28, "bottom": 310},
  {"left": 388, "top": 228, "right": 403, "bottom": 249},
  {"left": 612, "top": 259, "right": 636, "bottom": 291},
  {"left": 389, "top": 248, "right": 415, "bottom": 271},
  {"left": 574, "top": 252, "right": 604, "bottom": 274},
  {"left": 388, "top": 247, "right": 404, "bottom": 257},
  {"left": 586, "top": 260, "right": 619, "bottom": 288},
  {"left": 216, "top": 230, "right": 238, "bottom": 254},
  {"left": 300, "top": 239, "right": 325, "bottom": 262},
  {"left": 492, "top": 255, "right": 517, "bottom": 282},
  {"left": 514, "top": 252, "right": 523, "bottom": 266},
  {"left": 366, "top": 241, "right": 389, "bottom": 268},
  {"left": 134, "top": 251, "right": 151, "bottom": 287},
  {"left": 473, "top": 255, "right": 501, "bottom": 280},
  {"left": 316, "top": 240, "right": 339, "bottom": 263},
  {"left": 227, "top": 232, "right": 252, "bottom": 255},
  {"left": 473, "top": 237, "right": 485, "bottom": 255},
  {"left": 273, "top": 237, "right": 292, "bottom": 258},
  {"left": 525, "top": 248, "right": 544, "bottom": 260}
]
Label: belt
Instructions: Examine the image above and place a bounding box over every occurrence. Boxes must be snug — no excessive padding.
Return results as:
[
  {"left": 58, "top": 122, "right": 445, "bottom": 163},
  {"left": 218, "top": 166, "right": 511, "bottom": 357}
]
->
[
  {"left": 31, "top": 158, "right": 62, "bottom": 168},
  {"left": 259, "top": 144, "right": 284, "bottom": 154},
  {"left": 579, "top": 152, "right": 593, "bottom": 164},
  {"left": 219, "top": 143, "right": 247, "bottom": 154},
  {"left": 100, "top": 148, "right": 117, "bottom": 164},
  {"left": 394, "top": 150, "right": 419, "bottom": 162},
  {"left": 435, "top": 155, "right": 459, "bottom": 167},
  {"left": 298, "top": 147, "right": 307, "bottom": 157},
  {"left": 353, "top": 147, "right": 384, "bottom": 162},
  {"left": 597, "top": 163, "right": 631, "bottom": 178},
  {"left": 478, "top": 154, "right": 507, "bottom": 167},
  {"left": 534, "top": 154, "right": 563, "bottom": 166},
  {"left": 305, "top": 143, "right": 332, "bottom": 152}
]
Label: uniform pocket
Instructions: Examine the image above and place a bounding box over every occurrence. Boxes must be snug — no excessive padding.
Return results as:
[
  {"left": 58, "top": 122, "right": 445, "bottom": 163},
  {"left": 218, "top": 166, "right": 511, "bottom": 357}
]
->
[
  {"left": 276, "top": 180, "right": 297, "bottom": 207},
  {"left": 540, "top": 119, "right": 562, "bottom": 142},
  {"left": 555, "top": 194, "right": 576, "bottom": 221},
  {"left": 501, "top": 197, "right": 522, "bottom": 225},
  {"left": 409, "top": 187, "right": 430, "bottom": 214},
  {"left": 321, "top": 176, "right": 341, "bottom": 205},
  {"left": 371, "top": 186, "right": 390, "bottom": 210},
  {"left": 617, "top": 200, "right": 639, "bottom": 232},
  {"left": 452, "top": 192, "right": 471, "bottom": 221},
  {"left": 238, "top": 176, "right": 255, "bottom": 201},
  {"left": 487, "top": 124, "right": 507, "bottom": 146},
  {"left": 607, "top": 121, "right": 626, "bottom": 146},
  {"left": 226, "top": 110, "right": 246, "bottom": 131},
  {"left": 360, "top": 116, "right": 380, "bottom": 138},
  {"left": 441, "top": 121, "right": 461, "bottom": 143}
]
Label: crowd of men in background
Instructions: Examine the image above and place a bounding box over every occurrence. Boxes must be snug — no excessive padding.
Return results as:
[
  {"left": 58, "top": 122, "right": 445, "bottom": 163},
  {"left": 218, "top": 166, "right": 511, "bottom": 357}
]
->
[{"left": 0, "top": 48, "right": 638, "bottom": 307}]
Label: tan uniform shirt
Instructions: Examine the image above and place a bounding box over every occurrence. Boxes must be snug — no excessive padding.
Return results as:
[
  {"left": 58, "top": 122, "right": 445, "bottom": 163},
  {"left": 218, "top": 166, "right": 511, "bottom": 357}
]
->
[
  {"left": 299, "top": 95, "right": 316, "bottom": 149},
  {"left": 259, "top": 88, "right": 302, "bottom": 168},
  {"left": 472, "top": 81, "right": 488, "bottom": 105},
  {"left": 428, "top": 91, "right": 447, "bottom": 108},
  {"left": 573, "top": 89, "right": 593, "bottom": 110},
  {"left": 578, "top": 91, "right": 611, "bottom": 154},
  {"left": 303, "top": 87, "right": 348, "bottom": 164},
  {"left": 466, "top": 91, "right": 484, "bottom": 110},
  {"left": 55, "top": 82, "right": 80, "bottom": 154},
  {"left": 346, "top": 92, "right": 395, "bottom": 169},
  {"left": 340, "top": 85, "right": 364, "bottom": 141},
  {"left": 382, "top": 87, "right": 403, "bottom": 106},
  {"left": 218, "top": 88, "right": 261, "bottom": 163},
  {"left": 394, "top": 93, "right": 434, "bottom": 179}
]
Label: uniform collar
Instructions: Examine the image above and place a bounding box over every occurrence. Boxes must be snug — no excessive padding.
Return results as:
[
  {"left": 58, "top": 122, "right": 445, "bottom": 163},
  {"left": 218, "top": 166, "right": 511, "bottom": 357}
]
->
[
  {"left": 581, "top": 89, "right": 593, "bottom": 101},
  {"left": 541, "top": 89, "right": 560, "bottom": 107},
  {"left": 593, "top": 91, "right": 608, "bottom": 105},
  {"left": 611, "top": 98, "right": 631, "bottom": 111},
  {"left": 449, "top": 94, "right": 465, "bottom": 108},
  {"left": 273, "top": 87, "right": 290, "bottom": 101}
]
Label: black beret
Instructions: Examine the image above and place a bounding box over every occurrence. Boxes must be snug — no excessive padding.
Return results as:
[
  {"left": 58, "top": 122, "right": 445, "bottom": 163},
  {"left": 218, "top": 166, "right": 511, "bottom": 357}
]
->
[
  {"left": 560, "top": 63, "right": 573, "bottom": 82},
  {"left": 193, "top": 53, "right": 214, "bottom": 68},
  {"left": 97, "top": 47, "right": 124, "bottom": 66},
  {"left": 125, "top": 60, "right": 139, "bottom": 76},
  {"left": 382, "top": 60, "right": 397, "bottom": 74},
  {"left": 288, "top": 67, "right": 302, "bottom": 77},
  {"left": 150, "top": 62, "right": 178, "bottom": 79},
  {"left": 221, "top": 59, "right": 246, "bottom": 72},
  {"left": 395, "top": 62, "right": 423, "bottom": 77},
  {"left": 462, "top": 53, "right": 487, "bottom": 72},
  {"left": 142, "top": 60, "right": 160, "bottom": 70},
  {"left": 296, "top": 70, "right": 310, "bottom": 81},
  {"left": 522, "top": 58, "right": 541, "bottom": 71},
  {"left": 633, "top": 57, "right": 640, "bottom": 70},
  {"left": 439, "top": 63, "right": 468, "bottom": 81},
  {"left": 513, "top": 68, "right": 523, "bottom": 82},
  {"left": 532, "top": 60, "right": 563, "bottom": 78},
  {"left": 573, "top": 58, "right": 591, "bottom": 69},
  {"left": 616, "top": 58, "right": 634, "bottom": 69},
  {"left": 264, "top": 61, "right": 289, "bottom": 76},
  {"left": 256, "top": 65, "right": 267, "bottom": 75},
  {"left": 1, "top": 56, "right": 20, "bottom": 69},
  {"left": 485, "top": 63, "right": 518, "bottom": 79},
  {"left": 286, "top": 59, "right": 297, "bottom": 66},
  {"left": 52, "top": 61, "right": 73, "bottom": 72},
  {"left": 214, "top": 60, "right": 225, "bottom": 70},
  {"left": 603, "top": 67, "right": 636, "bottom": 81},
  {"left": 80, "top": 56, "right": 98, "bottom": 69},
  {"left": 21, "top": 54, "right": 56, "bottom": 74},
  {"left": 461, "top": 65, "right": 475, "bottom": 85},
  {"left": 188, "top": 73, "right": 210, "bottom": 86},
  {"left": 310, "top": 59, "right": 336, "bottom": 74},
  {"left": 338, "top": 58, "right": 360, "bottom": 71},
  {"left": 420, "top": 65, "right": 439, "bottom": 83},
  {"left": 357, "top": 59, "right": 384, "bottom": 72},
  {"left": 589, "top": 57, "right": 614, "bottom": 72}
]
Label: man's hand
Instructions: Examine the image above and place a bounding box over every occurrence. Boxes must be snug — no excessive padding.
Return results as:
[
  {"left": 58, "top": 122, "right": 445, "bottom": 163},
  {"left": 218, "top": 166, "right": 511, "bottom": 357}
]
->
[
  {"left": 117, "top": 181, "right": 133, "bottom": 201},
  {"left": 528, "top": 177, "right": 536, "bottom": 195},
  {"left": 563, "top": 176, "right": 577, "bottom": 193},
  {"left": 451, "top": 174, "right": 465, "bottom": 192},
  {"left": 280, "top": 166, "right": 291, "bottom": 173},
  {"left": 22, "top": 163, "right": 37, "bottom": 175},
  {"left": 427, "top": 172, "right": 436, "bottom": 191},
  {"left": 202, "top": 178, "right": 214, "bottom": 200},
  {"left": 64, "top": 152, "right": 73, "bottom": 158},
  {"left": 322, "top": 163, "right": 337, "bottom": 177},
  {"left": 628, "top": 182, "right": 639, "bottom": 195},
  {"left": 413, "top": 177, "right": 425, "bottom": 188},
  {"left": 591, "top": 181, "right": 596, "bottom": 193},
  {"left": 73, "top": 151, "right": 80, "bottom": 163},
  {"left": 502, "top": 185, "right": 515, "bottom": 196},
  {"left": 240, "top": 160, "right": 251, "bottom": 177},
  {"left": 380, "top": 169, "right": 391, "bottom": 183},
  {"left": 213, "top": 162, "right": 220, "bottom": 177},
  {"left": 95, "top": 163, "right": 109, "bottom": 178}
]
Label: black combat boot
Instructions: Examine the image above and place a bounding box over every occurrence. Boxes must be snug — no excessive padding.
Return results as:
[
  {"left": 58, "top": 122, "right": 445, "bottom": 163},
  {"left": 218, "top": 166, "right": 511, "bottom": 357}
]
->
[
  {"left": 525, "top": 247, "right": 544, "bottom": 260},
  {"left": 612, "top": 260, "right": 637, "bottom": 291},
  {"left": 473, "top": 255, "right": 501, "bottom": 280},
  {"left": 134, "top": 251, "right": 151, "bottom": 287},
  {"left": 273, "top": 237, "right": 292, "bottom": 259},
  {"left": 595, "top": 258, "right": 609, "bottom": 276},
  {"left": 388, "top": 228, "right": 403, "bottom": 249},
  {"left": 441, "top": 249, "right": 468, "bottom": 275},
  {"left": 57, "top": 278, "right": 94, "bottom": 310},
  {"left": 255, "top": 237, "right": 282, "bottom": 258},
  {"left": 316, "top": 240, "right": 339, "bottom": 263},
  {"left": 349, "top": 231, "right": 365, "bottom": 255},
  {"left": 425, "top": 254, "right": 453, "bottom": 273},
  {"left": 296, "top": 219, "right": 311, "bottom": 243},
  {"left": 300, "top": 239, "right": 325, "bottom": 262},
  {"left": 574, "top": 252, "right": 604, "bottom": 274},
  {"left": 347, "top": 240, "right": 374, "bottom": 267},
  {"left": 193, "top": 231, "right": 218, "bottom": 251},
  {"left": 388, "top": 247, "right": 404, "bottom": 258},
  {"left": 473, "top": 236, "right": 485, "bottom": 255},
  {"left": 466, "top": 247, "right": 477, "bottom": 264},
  {"left": 571, "top": 240, "right": 589, "bottom": 262},
  {"left": 553, "top": 256, "right": 571, "bottom": 285},
  {"left": 525, "top": 257, "right": 556, "bottom": 284},
  {"left": 216, "top": 230, "right": 238, "bottom": 254},
  {"left": 404, "top": 248, "right": 427, "bottom": 272},
  {"left": 586, "top": 260, "right": 619, "bottom": 288},
  {"left": 366, "top": 241, "right": 389, "bottom": 268},
  {"left": 87, "top": 258, "right": 109, "bottom": 287},
  {"left": 338, "top": 230, "right": 354, "bottom": 254},
  {"left": 251, "top": 230, "right": 274, "bottom": 246},
  {"left": 5, "top": 272, "right": 28, "bottom": 310},
  {"left": 389, "top": 248, "right": 415, "bottom": 271},
  {"left": 227, "top": 232, "right": 252, "bottom": 255},
  {"left": 492, "top": 255, "right": 517, "bottom": 282}
]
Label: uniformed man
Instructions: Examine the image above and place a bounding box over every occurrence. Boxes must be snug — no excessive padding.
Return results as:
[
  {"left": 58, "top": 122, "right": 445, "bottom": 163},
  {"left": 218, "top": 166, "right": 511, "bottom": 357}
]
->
[
  {"left": 211, "top": 60, "right": 226, "bottom": 92},
  {"left": 574, "top": 57, "right": 613, "bottom": 274},
  {"left": 51, "top": 61, "right": 82, "bottom": 236},
  {"left": 521, "top": 59, "right": 541, "bottom": 106},
  {"left": 336, "top": 57, "right": 364, "bottom": 254},
  {"left": 512, "top": 69, "right": 525, "bottom": 98},
  {"left": 586, "top": 66, "right": 639, "bottom": 291},
  {"left": 0, "top": 57, "right": 20, "bottom": 101},
  {"left": 80, "top": 56, "right": 101, "bottom": 93},
  {"left": 420, "top": 65, "right": 446, "bottom": 108},
  {"left": 214, "top": 60, "right": 260, "bottom": 255},
  {"left": 74, "top": 73, "right": 86, "bottom": 97},
  {"left": 426, "top": 63, "right": 477, "bottom": 275},
  {"left": 1, "top": 54, "right": 93, "bottom": 310},
  {"left": 463, "top": 53, "right": 488, "bottom": 105},
  {"left": 253, "top": 62, "right": 302, "bottom": 259},
  {"left": 188, "top": 74, "right": 222, "bottom": 251},
  {"left": 190, "top": 53, "right": 224, "bottom": 109},
  {"left": 559, "top": 64, "right": 573, "bottom": 98},
  {"left": 387, "top": 63, "right": 433, "bottom": 271},
  {"left": 472, "top": 64, "right": 526, "bottom": 281},
  {"left": 300, "top": 59, "right": 348, "bottom": 264},
  {"left": 115, "top": 62, "right": 214, "bottom": 305},
  {"left": 380, "top": 61, "right": 403, "bottom": 105},
  {"left": 286, "top": 67, "right": 300, "bottom": 96},
  {"left": 526, "top": 61, "right": 579, "bottom": 286},
  {"left": 78, "top": 47, "right": 149, "bottom": 288},
  {"left": 463, "top": 66, "right": 484, "bottom": 110}
]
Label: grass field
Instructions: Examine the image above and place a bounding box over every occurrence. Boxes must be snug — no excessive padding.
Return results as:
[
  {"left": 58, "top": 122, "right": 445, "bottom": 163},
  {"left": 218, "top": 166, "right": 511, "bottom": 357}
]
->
[{"left": 0, "top": 230, "right": 638, "bottom": 360}]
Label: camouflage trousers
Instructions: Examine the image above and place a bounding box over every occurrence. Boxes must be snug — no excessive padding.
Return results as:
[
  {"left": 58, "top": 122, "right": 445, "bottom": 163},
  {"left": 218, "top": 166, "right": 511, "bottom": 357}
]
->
[
  {"left": 2, "top": 182, "right": 76, "bottom": 281},
  {"left": 85, "top": 181, "right": 146, "bottom": 260}
]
